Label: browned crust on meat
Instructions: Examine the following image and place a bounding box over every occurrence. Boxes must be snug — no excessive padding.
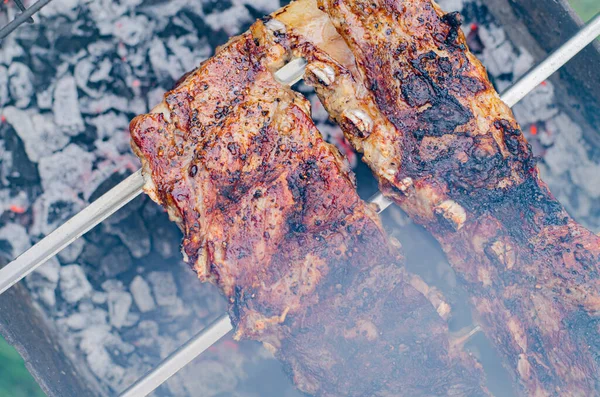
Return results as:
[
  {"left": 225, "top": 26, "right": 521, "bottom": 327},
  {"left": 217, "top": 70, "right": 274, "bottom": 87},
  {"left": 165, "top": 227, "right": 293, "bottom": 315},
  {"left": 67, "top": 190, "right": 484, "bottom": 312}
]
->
[
  {"left": 270, "top": 0, "right": 600, "bottom": 395},
  {"left": 130, "top": 15, "right": 489, "bottom": 397}
]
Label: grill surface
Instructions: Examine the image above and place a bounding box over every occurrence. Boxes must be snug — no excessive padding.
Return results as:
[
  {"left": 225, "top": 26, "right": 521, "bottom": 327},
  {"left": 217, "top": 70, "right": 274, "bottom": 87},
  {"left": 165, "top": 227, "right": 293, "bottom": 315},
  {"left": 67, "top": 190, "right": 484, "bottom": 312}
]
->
[{"left": 0, "top": 0, "right": 599, "bottom": 396}]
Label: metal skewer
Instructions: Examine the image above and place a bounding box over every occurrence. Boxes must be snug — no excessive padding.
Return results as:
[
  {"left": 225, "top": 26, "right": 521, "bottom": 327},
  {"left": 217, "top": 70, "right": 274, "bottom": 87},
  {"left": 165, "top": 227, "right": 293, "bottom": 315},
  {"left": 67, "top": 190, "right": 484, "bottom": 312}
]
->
[
  {"left": 0, "top": 0, "right": 53, "bottom": 39},
  {"left": 2, "top": 12, "right": 599, "bottom": 298},
  {"left": 120, "top": 314, "right": 233, "bottom": 397}
]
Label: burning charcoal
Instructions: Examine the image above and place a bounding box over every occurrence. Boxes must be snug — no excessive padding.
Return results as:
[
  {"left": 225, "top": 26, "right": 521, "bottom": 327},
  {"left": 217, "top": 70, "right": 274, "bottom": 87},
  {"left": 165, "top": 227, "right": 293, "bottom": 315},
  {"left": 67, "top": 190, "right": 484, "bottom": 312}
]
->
[
  {"left": 7, "top": 62, "right": 34, "bottom": 108},
  {"left": 130, "top": 276, "right": 156, "bottom": 313},
  {"left": 37, "top": 144, "right": 94, "bottom": 193},
  {"left": 108, "top": 290, "right": 133, "bottom": 329},
  {"left": 147, "top": 271, "right": 178, "bottom": 307},
  {"left": 100, "top": 244, "right": 133, "bottom": 278},
  {"left": 59, "top": 264, "right": 93, "bottom": 304},
  {"left": 53, "top": 74, "right": 85, "bottom": 136},
  {"left": 78, "top": 239, "right": 116, "bottom": 276},
  {"left": 466, "top": 25, "right": 484, "bottom": 54},
  {"left": 2, "top": 108, "right": 69, "bottom": 163}
]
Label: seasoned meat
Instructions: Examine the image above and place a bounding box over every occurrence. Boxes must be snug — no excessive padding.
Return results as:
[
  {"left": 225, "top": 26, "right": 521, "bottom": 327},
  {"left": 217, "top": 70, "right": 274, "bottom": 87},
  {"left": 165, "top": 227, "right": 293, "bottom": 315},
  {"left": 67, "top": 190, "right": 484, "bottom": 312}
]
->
[
  {"left": 272, "top": 0, "right": 600, "bottom": 395},
  {"left": 129, "top": 15, "right": 488, "bottom": 397}
]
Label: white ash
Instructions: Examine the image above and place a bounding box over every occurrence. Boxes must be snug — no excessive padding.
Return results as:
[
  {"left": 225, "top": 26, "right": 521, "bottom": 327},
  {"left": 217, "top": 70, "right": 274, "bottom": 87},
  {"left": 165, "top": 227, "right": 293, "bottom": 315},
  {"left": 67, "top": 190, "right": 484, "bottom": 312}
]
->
[
  {"left": 59, "top": 264, "right": 93, "bottom": 304},
  {"left": 147, "top": 271, "right": 179, "bottom": 307},
  {"left": 53, "top": 74, "right": 85, "bottom": 136},
  {"left": 0, "top": 36, "right": 25, "bottom": 65},
  {"left": 25, "top": 256, "right": 60, "bottom": 307},
  {"left": 0, "top": 223, "right": 30, "bottom": 258},
  {"left": 101, "top": 279, "right": 125, "bottom": 293},
  {"left": 130, "top": 275, "right": 156, "bottom": 313},
  {"left": 0, "top": 65, "right": 8, "bottom": 107},
  {"left": 92, "top": 291, "right": 108, "bottom": 305},
  {"left": 80, "top": 325, "right": 127, "bottom": 390},
  {"left": 108, "top": 290, "right": 133, "bottom": 329},
  {"left": 113, "top": 15, "right": 153, "bottom": 47},
  {"left": 2, "top": 107, "right": 69, "bottom": 163},
  {"left": 204, "top": 5, "right": 254, "bottom": 36},
  {"left": 0, "top": 140, "right": 12, "bottom": 186},
  {"left": 62, "top": 309, "right": 108, "bottom": 331},
  {"left": 57, "top": 237, "right": 85, "bottom": 265},
  {"left": 38, "top": 144, "right": 94, "bottom": 193},
  {"left": 28, "top": 185, "right": 85, "bottom": 236},
  {"left": 439, "top": 0, "right": 465, "bottom": 11},
  {"left": 512, "top": 82, "right": 559, "bottom": 126}
]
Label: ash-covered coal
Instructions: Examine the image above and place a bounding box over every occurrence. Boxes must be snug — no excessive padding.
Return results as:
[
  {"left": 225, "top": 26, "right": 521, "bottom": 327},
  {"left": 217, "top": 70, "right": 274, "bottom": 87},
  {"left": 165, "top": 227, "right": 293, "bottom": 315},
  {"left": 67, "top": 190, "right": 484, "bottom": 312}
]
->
[{"left": 0, "top": 0, "right": 598, "bottom": 396}]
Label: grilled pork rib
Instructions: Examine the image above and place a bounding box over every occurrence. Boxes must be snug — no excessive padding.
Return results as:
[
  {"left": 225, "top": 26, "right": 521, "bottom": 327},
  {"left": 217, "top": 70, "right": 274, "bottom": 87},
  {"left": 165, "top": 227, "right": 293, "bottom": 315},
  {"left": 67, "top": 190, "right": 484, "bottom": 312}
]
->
[
  {"left": 270, "top": 0, "right": 600, "bottom": 395},
  {"left": 129, "top": 17, "right": 488, "bottom": 397}
]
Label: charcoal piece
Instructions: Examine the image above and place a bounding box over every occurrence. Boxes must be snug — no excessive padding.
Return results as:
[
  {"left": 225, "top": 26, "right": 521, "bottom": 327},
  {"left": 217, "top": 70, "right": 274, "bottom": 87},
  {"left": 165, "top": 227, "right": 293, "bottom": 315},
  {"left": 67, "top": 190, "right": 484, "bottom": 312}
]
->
[{"left": 100, "top": 245, "right": 133, "bottom": 278}]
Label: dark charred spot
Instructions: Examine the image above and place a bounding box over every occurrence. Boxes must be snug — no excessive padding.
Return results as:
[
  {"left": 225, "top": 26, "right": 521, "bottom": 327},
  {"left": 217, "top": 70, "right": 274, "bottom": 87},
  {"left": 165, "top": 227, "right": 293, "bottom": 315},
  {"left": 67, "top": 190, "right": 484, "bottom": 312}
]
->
[
  {"left": 419, "top": 95, "right": 471, "bottom": 136},
  {"left": 227, "top": 142, "right": 240, "bottom": 155},
  {"left": 214, "top": 105, "right": 231, "bottom": 120},
  {"left": 564, "top": 310, "right": 600, "bottom": 366},
  {"left": 189, "top": 164, "right": 198, "bottom": 177},
  {"left": 400, "top": 73, "right": 433, "bottom": 107},
  {"left": 458, "top": 75, "right": 486, "bottom": 94},
  {"left": 441, "top": 12, "right": 464, "bottom": 48}
]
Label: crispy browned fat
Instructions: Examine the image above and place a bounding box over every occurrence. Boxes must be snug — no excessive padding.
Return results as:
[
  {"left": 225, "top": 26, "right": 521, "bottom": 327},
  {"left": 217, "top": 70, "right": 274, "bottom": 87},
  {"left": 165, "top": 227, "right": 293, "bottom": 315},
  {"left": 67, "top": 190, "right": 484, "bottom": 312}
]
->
[
  {"left": 272, "top": 0, "right": 600, "bottom": 395},
  {"left": 129, "top": 12, "right": 489, "bottom": 397}
]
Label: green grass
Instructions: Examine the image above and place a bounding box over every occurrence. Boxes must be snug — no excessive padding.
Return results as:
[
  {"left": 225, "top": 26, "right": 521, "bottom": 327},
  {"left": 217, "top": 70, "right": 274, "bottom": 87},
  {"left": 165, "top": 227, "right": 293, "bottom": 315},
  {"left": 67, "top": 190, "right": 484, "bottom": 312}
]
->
[
  {"left": 0, "top": 335, "right": 45, "bottom": 397},
  {"left": 0, "top": 1, "right": 597, "bottom": 396},
  {"left": 569, "top": 0, "right": 599, "bottom": 21}
]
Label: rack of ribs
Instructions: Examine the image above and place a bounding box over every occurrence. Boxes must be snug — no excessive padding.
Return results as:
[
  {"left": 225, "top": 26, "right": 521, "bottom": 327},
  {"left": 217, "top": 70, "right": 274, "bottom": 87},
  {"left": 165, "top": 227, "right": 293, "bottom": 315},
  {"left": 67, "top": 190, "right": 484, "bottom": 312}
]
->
[
  {"left": 268, "top": 0, "right": 600, "bottom": 395},
  {"left": 129, "top": 17, "right": 489, "bottom": 397}
]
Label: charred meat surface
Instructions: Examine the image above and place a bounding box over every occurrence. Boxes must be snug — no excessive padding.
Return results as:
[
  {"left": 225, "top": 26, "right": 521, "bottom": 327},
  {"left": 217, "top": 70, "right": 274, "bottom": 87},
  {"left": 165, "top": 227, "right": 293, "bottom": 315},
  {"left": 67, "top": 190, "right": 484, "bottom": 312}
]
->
[
  {"left": 273, "top": 0, "right": 600, "bottom": 395},
  {"left": 129, "top": 14, "right": 488, "bottom": 397}
]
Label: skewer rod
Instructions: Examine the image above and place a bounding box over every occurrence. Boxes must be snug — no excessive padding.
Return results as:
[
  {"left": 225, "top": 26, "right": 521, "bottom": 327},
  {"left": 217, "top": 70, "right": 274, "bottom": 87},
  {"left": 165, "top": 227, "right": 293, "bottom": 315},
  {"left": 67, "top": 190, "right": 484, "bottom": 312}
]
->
[
  {"left": 502, "top": 12, "right": 600, "bottom": 108},
  {"left": 0, "top": 171, "right": 144, "bottom": 294},
  {"left": 0, "top": 0, "right": 53, "bottom": 39},
  {"left": 119, "top": 315, "right": 233, "bottom": 397}
]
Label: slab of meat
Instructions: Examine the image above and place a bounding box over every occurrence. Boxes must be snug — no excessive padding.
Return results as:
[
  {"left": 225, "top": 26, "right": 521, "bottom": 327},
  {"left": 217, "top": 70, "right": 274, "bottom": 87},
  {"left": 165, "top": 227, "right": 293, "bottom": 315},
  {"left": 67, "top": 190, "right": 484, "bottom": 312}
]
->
[
  {"left": 129, "top": 12, "right": 488, "bottom": 397},
  {"left": 271, "top": 0, "right": 600, "bottom": 395}
]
